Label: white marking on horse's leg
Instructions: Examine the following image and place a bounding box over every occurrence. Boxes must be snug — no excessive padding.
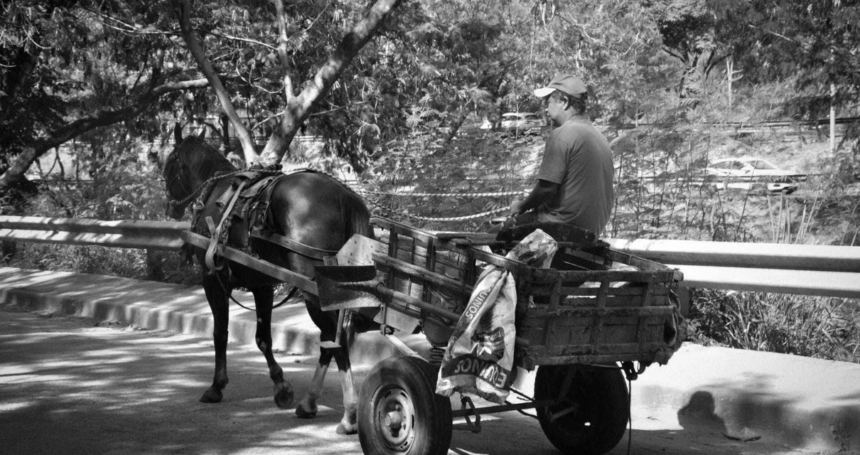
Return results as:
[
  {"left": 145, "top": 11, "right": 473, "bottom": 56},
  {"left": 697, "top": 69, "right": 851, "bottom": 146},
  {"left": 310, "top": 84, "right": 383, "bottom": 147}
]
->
[
  {"left": 296, "top": 361, "right": 329, "bottom": 418},
  {"left": 336, "top": 365, "right": 359, "bottom": 435}
]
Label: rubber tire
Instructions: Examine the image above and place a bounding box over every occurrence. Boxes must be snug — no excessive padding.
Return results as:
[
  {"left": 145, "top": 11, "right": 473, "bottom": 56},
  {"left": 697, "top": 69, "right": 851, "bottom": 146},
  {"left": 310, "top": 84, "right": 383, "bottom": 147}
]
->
[
  {"left": 358, "top": 356, "right": 452, "bottom": 455},
  {"left": 535, "top": 364, "right": 629, "bottom": 455}
]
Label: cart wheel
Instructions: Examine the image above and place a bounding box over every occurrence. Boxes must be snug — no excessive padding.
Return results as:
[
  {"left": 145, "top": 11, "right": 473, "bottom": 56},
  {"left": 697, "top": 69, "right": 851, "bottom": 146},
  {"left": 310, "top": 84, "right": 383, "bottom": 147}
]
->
[
  {"left": 358, "top": 356, "right": 452, "bottom": 455},
  {"left": 535, "top": 364, "right": 629, "bottom": 455}
]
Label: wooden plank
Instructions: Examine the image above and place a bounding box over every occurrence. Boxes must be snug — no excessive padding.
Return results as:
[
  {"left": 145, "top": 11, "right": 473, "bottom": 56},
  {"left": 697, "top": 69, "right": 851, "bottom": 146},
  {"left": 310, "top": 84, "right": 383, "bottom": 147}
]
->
[
  {"left": 531, "top": 268, "right": 677, "bottom": 284},
  {"left": 371, "top": 218, "right": 438, "bottom": 246},
  {"left": 181, "top": 231, "right": 318, "bottom": 295},
  {"left": 372, "top": 254, "right": 473, "bottom": 297},
  {"left": 527, "top": 283, "right": 669, "bottom": 297},
  {"left": 542, "top": 341, "right": 671, "bottom": 356},
  {"left": 525, "top": 305, "right": 674, "bottom": 318},
  {"left": 376, "top": 231, "right": 469, "bottom": 281},
  {"left": 523, "top": 352, "right": 664, "bottom": 366},
  {"left": 375, "top": 284, "right": 461, "bottom": 321},
  {"left": 562, "top": 342, "right": 668, "bottom": 356}
]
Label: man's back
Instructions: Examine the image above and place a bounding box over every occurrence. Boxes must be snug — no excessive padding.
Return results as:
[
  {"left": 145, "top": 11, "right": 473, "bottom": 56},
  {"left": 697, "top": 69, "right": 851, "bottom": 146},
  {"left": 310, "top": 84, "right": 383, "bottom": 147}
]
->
[{"left": 535, "top": 116, "right": 614, "bottom": 235}]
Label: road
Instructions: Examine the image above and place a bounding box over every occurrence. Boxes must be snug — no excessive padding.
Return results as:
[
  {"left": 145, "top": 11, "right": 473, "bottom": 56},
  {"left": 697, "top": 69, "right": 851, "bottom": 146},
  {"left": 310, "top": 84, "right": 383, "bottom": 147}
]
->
[{"left": 0, "top": 305, "right": 828, "bottom": 455}]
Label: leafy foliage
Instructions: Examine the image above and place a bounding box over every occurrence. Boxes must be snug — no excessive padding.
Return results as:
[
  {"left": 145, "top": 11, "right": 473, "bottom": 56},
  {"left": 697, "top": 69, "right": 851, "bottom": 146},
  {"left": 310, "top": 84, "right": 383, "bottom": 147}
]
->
[
  {"left": 3, "top": 0, "right": 860, "bottom": 364},
  {"left": 689, "top": 289, "right": 860, "bottom": 363}
]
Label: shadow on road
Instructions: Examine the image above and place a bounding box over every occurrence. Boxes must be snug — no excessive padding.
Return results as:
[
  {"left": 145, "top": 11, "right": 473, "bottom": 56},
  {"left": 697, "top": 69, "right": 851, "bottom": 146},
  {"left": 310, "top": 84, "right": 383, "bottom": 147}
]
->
[{"left": 0, "top": 306, "right": 361, "bottom": 455}]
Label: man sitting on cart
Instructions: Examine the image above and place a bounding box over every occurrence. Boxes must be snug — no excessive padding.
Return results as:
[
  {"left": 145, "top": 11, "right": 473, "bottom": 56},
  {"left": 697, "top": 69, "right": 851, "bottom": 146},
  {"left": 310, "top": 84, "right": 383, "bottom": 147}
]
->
[{"left": 509, "top": 73, "right": 614, "bottom": 238}]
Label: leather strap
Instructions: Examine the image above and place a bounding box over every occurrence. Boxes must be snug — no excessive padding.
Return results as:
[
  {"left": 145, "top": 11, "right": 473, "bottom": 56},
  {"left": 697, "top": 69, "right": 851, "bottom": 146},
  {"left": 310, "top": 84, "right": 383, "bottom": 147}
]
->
[
  {"left": 205, "top": 180, "right": 247, "bottom": 273},
  {"left": 250, "top": 227, "right": 338, "bottom": 261}
]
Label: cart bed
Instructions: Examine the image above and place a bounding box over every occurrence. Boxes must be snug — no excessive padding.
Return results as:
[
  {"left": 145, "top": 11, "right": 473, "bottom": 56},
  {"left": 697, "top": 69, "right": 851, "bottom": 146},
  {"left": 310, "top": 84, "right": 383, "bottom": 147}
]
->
[{"left": 327, "top": 218, "right": 683, "bottom": 370}]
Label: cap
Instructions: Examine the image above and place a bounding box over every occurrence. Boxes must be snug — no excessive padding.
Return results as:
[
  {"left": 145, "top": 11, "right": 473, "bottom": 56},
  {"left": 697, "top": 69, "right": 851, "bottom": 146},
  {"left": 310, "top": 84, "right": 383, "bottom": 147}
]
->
[{"left": 534, "top": 74, "right": 587, "bottom": 98}]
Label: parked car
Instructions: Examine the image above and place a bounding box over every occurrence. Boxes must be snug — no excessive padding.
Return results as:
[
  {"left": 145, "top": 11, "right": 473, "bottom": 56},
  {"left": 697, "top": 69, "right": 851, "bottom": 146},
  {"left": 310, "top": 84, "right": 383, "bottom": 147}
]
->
[
  {"left": 500, "top": 112, "right": 544, "bottom": 133},
  {"left": 705, "top": 157, "right": 807, "bottom": 193}
]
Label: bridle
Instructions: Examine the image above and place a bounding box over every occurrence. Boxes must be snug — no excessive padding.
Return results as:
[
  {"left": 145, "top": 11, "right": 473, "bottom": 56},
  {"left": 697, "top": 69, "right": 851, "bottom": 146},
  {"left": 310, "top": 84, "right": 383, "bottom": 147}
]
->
[
  {"left": 165, "top": 155, "right": 194, "bottom": 207},
  {"left": 165, "top": 157, "right": 248, "bottom": 211}
]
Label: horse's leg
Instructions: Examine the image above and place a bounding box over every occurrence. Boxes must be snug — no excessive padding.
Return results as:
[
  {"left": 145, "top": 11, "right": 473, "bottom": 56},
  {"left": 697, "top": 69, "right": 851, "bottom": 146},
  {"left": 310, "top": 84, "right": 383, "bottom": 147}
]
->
[
  {"left": 295, "top": 347, "right": 334, "bottom": 418},
  {"left": 296, "top": 291, "right": 335, "bottom": 419},
  {"left": 296, "top": 309, "right": 358, "bottom": 436},
  {"left": 200, "top": 274, "right": 230, "bottom": 403},
  {"left": 251, "top": 286, "right": 294, "bottom": 409},
  {"left": 333, "top": 311, "right": 359, "bottom": 435}
]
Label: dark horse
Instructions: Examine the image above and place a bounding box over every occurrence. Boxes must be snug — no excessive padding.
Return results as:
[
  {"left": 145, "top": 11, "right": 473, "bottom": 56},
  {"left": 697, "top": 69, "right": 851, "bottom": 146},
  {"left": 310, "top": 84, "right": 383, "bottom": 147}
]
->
[{"left": 163, "top": 131, "right": 373, "bottom": 434}]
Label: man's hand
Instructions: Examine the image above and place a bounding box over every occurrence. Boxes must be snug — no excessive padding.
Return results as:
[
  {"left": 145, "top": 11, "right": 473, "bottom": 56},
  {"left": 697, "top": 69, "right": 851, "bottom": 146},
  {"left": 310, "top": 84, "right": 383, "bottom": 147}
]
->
[{"left": 510, "top": 199, "right": 524, "bottom": 217}]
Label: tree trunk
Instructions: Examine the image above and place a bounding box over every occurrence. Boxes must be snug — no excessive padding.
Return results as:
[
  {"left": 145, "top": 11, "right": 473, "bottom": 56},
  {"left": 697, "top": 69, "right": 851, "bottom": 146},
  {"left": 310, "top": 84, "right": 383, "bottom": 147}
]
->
[
  {"left": 256, "top": 0, "right": 404, "bottom": 168},
  {"left": 175, "top": 0, "right": 258, "bottom": 164}
]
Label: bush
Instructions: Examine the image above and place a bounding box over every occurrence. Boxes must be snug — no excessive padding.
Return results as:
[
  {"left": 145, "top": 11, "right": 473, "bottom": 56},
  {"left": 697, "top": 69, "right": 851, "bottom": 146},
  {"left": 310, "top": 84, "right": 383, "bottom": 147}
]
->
[
  {"left": 688, "top": 289, "right": 860, "bottom": 363},
  {"left": 8, "top": 243, "right": 201, "bottom": 286}
]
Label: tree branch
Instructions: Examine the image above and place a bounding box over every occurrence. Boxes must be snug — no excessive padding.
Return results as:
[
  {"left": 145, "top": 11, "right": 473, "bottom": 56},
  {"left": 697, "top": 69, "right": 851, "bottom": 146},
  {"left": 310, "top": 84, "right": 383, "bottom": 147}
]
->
[
  {"left": 0, "top": 78, "right": 208, "bottom": 191},
  {"left": 257, "top": 0, "right": 404, "bottom": 167},
  {"left": 272, "top": 0, "right": 295, "bottom": 101},
  {"left": 175, "top": 0, "right": 259, "bottom": 164}
]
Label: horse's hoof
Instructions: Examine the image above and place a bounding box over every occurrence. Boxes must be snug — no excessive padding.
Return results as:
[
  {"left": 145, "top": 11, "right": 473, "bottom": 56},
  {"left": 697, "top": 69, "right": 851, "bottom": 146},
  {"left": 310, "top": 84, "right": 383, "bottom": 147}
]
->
[
  {"left": 200, "top": 387, "right": 223, "bottom": 403},
  {"left": 274, "top": 387, "right": 294, "bottom": 409},
  {"left": 336, "top": 422, "right": 358, "bottom": 435},
  {"left": 295, "top": 401, "right": 317, "bottom": 418}
]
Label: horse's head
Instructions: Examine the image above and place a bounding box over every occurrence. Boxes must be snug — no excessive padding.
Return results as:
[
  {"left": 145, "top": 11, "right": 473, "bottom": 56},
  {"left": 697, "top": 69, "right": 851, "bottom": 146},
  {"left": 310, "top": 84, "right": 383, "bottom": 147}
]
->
[
  {"left": 163, "top": 145, "right": 195, "bottom": 219},
  {"left": 162, "top": 134, "right": 237, "bottom": 219}
]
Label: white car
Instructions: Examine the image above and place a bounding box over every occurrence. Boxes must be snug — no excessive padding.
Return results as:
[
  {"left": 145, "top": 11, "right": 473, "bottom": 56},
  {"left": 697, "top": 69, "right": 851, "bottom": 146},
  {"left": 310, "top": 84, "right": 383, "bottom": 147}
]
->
[
  {"left": 706, "top": 157, "right": 806, "bottom": 193},
  {"left": 500, "top": 112, "right": 544, "bottom": 133}
]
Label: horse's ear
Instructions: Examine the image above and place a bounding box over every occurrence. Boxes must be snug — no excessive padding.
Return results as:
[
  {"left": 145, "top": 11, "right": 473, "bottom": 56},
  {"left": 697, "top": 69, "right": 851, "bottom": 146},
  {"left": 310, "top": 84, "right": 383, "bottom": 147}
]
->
[{"left": 174, "top": 123, "right": 183, "bottom": 144}]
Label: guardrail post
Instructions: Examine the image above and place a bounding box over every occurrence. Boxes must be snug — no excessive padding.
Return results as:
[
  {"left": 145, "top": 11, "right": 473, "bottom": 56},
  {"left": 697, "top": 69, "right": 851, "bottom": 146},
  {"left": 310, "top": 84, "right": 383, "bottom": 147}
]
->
[
  {"left": 676, "top": 287, "right": 691, "bottom": 317},
  {"left": 2, "top": 239, "right": 15, "bottom": 264}
]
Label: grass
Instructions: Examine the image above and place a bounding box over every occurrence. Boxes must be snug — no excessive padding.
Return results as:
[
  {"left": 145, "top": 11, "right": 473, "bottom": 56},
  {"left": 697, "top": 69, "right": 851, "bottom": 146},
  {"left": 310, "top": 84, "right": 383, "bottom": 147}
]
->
[
  {"left": 688, "top": 289, "right": 860, "bottom": 363},
  {"left": 6, "top": 243, "right": 202, "bottom": 286}
]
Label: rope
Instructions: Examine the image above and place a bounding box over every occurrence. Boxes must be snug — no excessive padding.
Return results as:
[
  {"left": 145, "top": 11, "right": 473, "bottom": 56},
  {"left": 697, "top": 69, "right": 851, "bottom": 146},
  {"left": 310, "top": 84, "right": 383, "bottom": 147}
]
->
[
  {"left": 363, "top": 193, "right": 510, "bottom": 222},
  {"left": 170, "top": 170, "right": 244, "bottom": 207},
  {"left": 352, "top": 182, "right": 523, "bottom": 222},
  {"left": 356, "top": 188, "right": 527, "bottom": 198},
  {"left": 400, "top": 206, "right": 509, "bottom": 222}
]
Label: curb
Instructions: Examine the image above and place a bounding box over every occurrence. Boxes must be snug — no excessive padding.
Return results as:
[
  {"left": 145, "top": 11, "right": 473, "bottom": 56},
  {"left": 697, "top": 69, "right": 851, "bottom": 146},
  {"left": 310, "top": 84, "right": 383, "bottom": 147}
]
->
[{"left": 2, "top": 267, "right": 859, "bottom": 452}]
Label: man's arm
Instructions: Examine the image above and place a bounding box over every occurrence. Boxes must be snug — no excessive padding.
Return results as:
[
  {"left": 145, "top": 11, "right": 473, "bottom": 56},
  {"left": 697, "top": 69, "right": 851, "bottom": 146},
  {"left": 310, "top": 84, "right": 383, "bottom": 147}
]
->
[{"left": 510, "top": 179, "right": 559, "bottom": 216}]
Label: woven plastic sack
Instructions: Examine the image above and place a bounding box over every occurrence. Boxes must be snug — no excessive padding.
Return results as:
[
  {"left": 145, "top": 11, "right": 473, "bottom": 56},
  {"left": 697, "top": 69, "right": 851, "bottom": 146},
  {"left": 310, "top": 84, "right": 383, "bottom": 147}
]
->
[{"left": 436, "top": 229, "right": 557, "bottom": 403}]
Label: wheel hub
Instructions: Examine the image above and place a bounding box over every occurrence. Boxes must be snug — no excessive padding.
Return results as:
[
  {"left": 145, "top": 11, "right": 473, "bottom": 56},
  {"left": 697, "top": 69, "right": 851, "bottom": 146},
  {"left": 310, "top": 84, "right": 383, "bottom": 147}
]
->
[{"left": 376, "top": 387, "right": 415, "bottom": 451}]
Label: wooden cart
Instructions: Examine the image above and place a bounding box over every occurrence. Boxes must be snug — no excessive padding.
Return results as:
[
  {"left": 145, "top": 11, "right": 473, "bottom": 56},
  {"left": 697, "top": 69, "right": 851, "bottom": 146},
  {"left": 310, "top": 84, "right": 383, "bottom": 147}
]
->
[{"left": 314, "top": 218, "right": 684, "bottom": 455}]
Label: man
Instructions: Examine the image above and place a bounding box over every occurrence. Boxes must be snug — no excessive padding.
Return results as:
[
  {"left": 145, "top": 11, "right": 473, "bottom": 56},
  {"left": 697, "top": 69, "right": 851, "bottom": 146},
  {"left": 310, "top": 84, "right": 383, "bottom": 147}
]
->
[{"left": 509, "top": 73, "right": 614, "bottom": 236}]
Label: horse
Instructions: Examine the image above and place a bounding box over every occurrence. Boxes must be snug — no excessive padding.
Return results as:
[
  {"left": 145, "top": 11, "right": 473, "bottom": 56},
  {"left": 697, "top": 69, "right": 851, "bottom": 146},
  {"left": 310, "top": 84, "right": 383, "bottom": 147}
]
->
[{"left": 163, "top": 130, "right": 374, "bottom": 434}]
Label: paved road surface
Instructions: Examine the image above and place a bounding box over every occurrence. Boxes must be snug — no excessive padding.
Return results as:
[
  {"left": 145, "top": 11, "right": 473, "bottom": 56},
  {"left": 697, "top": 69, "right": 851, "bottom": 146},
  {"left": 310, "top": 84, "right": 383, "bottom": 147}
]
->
[{"left": 0, "top": 305, "right": 840, "bottom": 455}]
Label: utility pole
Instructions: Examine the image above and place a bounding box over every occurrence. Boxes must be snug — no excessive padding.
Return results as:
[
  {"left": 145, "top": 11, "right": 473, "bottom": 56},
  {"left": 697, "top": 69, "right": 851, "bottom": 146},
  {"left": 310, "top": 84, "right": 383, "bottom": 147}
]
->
[{"left": 830, "top": 83, "right": 836, "bottom": 156}]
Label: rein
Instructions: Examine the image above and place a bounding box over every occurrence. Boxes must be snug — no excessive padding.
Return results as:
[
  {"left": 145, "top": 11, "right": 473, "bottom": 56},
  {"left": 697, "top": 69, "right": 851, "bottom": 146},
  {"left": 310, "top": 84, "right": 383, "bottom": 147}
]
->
[
  {"left": 167, "top": 169, "right": 283, "bottom": 210},
  {"left": 212, "top": 271, "right": 301, "bottom": 311},
  {"left": 167, "top": 170, "right": 242, "bottom": 209}
]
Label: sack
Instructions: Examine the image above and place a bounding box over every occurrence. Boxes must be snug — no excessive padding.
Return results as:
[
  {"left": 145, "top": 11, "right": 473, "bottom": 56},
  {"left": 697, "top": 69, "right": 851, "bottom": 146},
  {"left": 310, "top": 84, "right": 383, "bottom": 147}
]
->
[
  {"left": 435, "top": 229, "right": 558, "bottom": 404},
  {"left": 435, "top": 265, "right": 517, "bottom": 403}
]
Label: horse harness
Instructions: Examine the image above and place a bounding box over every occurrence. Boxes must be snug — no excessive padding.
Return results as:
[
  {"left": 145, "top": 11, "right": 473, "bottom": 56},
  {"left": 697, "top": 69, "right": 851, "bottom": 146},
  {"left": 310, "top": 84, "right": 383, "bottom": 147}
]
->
[{"left": 191, "top": 169, "right": 339, "bottom": 286}]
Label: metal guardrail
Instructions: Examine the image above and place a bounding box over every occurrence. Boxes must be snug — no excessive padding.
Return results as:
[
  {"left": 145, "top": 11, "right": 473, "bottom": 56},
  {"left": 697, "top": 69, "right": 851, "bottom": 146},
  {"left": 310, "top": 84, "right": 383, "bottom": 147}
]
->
[
  {"left": 1, "top": 216, "right": 859, "bottom": 298},
  {"left": 0, "top": 216, "right": 190, "bottom": 251},
  {"left": 606, "top": 238, "right": 860, "bottom": 299}
]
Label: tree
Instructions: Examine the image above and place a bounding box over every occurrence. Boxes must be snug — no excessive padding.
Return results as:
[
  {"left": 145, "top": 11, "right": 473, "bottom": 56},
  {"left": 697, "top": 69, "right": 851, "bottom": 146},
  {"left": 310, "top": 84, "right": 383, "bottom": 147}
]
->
[
  {"left": 654, "top": 0, "right": 731, "bottom": 100},
  {"left": 169, "top": 0, "right": 406, "bottom": 168},
  {"left": 0, "top": 0, "right": 209, "bottom": 204}
]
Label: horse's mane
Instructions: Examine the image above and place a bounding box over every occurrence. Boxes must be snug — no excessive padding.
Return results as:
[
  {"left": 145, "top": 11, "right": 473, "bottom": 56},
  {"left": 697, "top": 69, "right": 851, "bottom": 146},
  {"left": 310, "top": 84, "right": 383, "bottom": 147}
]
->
[{"left": 174, "top": 136, "right": 237, "bottom": 176}]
